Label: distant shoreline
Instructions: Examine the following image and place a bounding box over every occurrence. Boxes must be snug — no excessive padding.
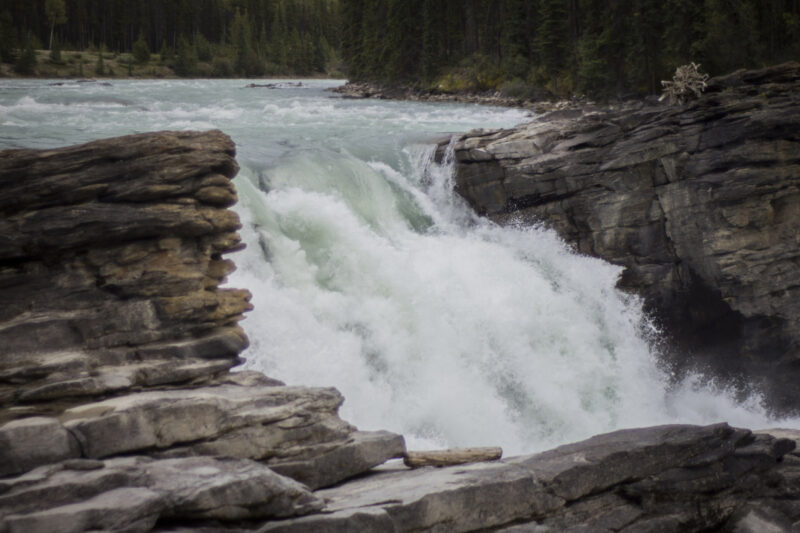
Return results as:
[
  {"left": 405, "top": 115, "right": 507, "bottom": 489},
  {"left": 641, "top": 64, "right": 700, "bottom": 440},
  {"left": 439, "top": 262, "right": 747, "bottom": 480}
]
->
[{"left": 0, "top": 49, "right": 341, "bottom": 81}]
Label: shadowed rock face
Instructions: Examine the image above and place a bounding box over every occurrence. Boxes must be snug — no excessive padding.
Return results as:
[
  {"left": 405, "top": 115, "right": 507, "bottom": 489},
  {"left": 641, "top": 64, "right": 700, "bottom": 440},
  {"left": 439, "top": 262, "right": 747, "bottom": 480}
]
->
[{"left": 446, "top": 62, "right": 800, "bottom": 411}]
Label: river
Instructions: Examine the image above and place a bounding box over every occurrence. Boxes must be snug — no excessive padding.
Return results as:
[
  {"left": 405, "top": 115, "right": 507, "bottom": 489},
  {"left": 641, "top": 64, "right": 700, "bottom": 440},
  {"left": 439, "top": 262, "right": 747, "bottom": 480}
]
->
[{"left": 1, "top": 78, "right": 796, "bottom": 454}]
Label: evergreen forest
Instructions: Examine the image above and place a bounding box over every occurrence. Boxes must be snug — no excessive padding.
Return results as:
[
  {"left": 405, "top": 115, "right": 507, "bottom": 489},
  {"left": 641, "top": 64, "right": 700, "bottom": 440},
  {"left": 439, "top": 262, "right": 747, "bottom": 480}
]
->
[
  {"left": 342, "top": 0, "right": 800, "bottom": 97},
  {"left": 2, "top": 0, "right": 800, "bottom": 98},
  {"left": 1, "top": 0, "right": 342, "bottom": 77}
]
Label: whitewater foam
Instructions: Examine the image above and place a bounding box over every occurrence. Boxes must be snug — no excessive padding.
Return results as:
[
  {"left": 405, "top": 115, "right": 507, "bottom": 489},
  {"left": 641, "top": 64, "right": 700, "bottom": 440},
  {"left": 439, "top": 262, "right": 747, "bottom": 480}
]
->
[{"left": 1, "top": 78, "right": 796, "bottom": 454}]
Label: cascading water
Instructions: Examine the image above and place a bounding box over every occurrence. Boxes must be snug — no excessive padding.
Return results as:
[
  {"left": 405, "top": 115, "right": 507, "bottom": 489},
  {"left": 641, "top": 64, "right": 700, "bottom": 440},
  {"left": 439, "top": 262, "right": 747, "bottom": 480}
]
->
[
  {"left": 232, "top": 133, "right": 797, "bottom": 455},
  {"left": 1, "top": 78, "right": 797, "bottom": 454}
]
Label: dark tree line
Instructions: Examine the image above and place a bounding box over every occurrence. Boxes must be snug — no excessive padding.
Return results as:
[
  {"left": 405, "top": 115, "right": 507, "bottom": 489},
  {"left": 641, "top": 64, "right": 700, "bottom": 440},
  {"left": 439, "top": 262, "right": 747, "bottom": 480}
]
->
[
  {"left": 341, "top": 0, "right": 800, "bottom": 97},
  {"left": 1, "top": 0, "right": 341, "bottom": 76},
  {"left": 3, "top": 0, "right": 799, "bottom": 90}
]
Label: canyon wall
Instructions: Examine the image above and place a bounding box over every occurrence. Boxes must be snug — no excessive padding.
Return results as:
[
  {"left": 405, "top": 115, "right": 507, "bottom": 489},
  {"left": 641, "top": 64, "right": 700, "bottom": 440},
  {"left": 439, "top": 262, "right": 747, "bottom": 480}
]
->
[{"left": 448, "top": 62, "right": 800, "bottom": 411}]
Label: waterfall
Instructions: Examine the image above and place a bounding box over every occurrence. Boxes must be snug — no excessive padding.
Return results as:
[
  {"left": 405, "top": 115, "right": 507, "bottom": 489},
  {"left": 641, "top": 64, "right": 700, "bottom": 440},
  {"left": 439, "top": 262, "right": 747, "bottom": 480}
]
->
[{"left": 231, "top": 138, "right": 789, "bottom": 455}]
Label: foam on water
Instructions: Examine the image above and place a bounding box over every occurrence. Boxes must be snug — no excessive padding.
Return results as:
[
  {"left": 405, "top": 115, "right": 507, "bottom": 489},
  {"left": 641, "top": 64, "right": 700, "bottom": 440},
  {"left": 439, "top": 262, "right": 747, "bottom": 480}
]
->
[
  {"left": 232, "top": 142, "right": 800, "bottom": 454},
  {"left": 1, "top": 78, "right": 797, "bottom": 454}
]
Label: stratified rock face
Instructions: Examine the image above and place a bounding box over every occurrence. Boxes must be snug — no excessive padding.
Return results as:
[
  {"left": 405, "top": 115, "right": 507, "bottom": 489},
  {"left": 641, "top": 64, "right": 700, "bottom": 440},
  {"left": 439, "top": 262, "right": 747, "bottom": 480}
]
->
[
  {"left": 0, "top": 131, "right": 406, "bottom": 531},
  {"left": 447, "top": 63, "right": 800, "bottom": 410},
  {"left": 0, "top": 130, "right": 251, "bottom": 412}
]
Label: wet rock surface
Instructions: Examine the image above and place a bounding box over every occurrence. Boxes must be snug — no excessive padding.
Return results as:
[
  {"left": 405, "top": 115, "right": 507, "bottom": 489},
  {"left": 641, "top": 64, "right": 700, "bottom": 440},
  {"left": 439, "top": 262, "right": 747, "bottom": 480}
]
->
[
  {"left": 2, "top": 129, "right": 800, "bottom": 532},
  {"left": 445, "top": 62, "right": 800, "bottom": 411}
]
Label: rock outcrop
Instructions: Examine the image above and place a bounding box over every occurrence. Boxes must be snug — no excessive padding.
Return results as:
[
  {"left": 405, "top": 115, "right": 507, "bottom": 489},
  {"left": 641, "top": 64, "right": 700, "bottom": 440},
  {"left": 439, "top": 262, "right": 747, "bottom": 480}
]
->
[
  {"left": 445, "top": 62, "right": 800, "bottom": 411},
  {"left": 331, "top": 81, "right": 566, "bottom": 112},
  {"left": 0, "top": 131, "right": 405, "bottom": 530},
  {"left": 253, "top": 424, "right": 800, "bottom": 532},
  {"left": 2, "top": 130, "right": 800, "bottom": 532}
]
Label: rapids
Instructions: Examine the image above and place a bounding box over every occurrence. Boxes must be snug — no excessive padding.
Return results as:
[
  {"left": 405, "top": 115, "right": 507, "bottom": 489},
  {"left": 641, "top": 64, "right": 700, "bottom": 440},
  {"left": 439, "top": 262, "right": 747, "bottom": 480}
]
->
[{"left": 1, "top": 78, "right": 797, "bottom": 454}]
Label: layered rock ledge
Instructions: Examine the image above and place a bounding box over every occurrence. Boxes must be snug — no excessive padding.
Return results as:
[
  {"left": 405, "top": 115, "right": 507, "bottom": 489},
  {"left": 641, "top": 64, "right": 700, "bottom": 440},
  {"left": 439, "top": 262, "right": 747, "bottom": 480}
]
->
[
  {"left": 2, "top": 130, "right": 799, "bottom": 532},
  {"left": 445, "top": 62, "right": 800, "bottom": 411},
  {"left": 0, "top": 131, "right": 405, "bottom": 530}
]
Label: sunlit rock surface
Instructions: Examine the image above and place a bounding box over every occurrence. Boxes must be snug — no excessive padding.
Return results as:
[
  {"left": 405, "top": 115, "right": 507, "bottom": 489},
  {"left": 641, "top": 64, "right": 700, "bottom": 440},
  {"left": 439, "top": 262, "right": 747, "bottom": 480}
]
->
[{"left": 447, "top": 62, "right": 800, "bottom": 411}]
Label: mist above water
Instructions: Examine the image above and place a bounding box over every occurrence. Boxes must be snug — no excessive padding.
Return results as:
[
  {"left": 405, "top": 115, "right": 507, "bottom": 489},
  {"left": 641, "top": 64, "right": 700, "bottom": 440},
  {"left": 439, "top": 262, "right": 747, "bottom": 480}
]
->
[{"left": 1, "top": 79, "right": 796, "bottom": 454}]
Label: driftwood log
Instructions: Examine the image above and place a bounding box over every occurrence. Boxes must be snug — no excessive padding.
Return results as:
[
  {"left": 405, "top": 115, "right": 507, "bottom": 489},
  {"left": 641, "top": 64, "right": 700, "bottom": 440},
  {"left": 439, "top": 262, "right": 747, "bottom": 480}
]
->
[{"left": 403, "top": 447, "right": 503, "bottom": 468}]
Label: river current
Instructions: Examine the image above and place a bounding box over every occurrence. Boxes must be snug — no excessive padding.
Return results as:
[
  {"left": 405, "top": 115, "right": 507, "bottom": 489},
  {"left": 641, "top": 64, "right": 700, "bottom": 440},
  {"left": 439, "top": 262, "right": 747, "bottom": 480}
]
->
[{"left": 2, "top": 79, "right": 797, "bottom": 454}]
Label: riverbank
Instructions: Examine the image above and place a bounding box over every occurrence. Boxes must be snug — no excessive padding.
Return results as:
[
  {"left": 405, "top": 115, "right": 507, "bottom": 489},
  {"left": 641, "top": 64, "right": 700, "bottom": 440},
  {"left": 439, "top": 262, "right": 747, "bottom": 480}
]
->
[
  {"left": 0, "top": 49, "right": 342, "bottom": 80},
  {"left": 330, "top": 80, "right": 598, "bottom": 113}
]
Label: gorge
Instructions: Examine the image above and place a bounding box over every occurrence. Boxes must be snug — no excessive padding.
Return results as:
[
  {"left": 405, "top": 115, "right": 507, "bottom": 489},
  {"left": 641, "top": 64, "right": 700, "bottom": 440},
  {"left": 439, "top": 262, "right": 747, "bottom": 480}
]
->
[
  {"left": 1, "top": 68, "right": 800, "bottom": 531},
  {"left": 446, "top": 62, "right": 800, "bottom": 412}
]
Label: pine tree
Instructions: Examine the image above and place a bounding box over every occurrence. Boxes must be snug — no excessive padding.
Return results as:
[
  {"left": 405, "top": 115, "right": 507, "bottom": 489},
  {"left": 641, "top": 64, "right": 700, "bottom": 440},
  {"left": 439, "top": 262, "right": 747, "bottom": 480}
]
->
[
  {"left": 132, "top": 32, "right": 150, "bottom": 64},
  {"left": 536, "top": 0, "right": 569, "bottom": 91},
  {"left": 627, "top": 0, "right": 665, "bottom": 93},
  {"left": 698, "top": 0, "right": 763, "bottom": 74},
  {"left": 501, "top": 0, "right": 530, "bottom": 80},
  {"left": 0, "top": 10, "right": 15, "bottom": 64},
  {"left": 95, "top": 48, "right": 105, "bottom": 76},
  {"left": 14, "top": 37, "right": 37, "bottom": 75},
  {"left": 49, "top": 36, "right": 62, "bottom": 64},
  {"left": 231, "top": 8, "right": 260, "bottom": 76},
  {"left": 421, "top": 0, "right": 438, "bottom": 83},
  {"left": 174, "top": 37, "right": 198, "bottom": 76},
  {"left": 44, "top": 0, "right": 66, "bottom": 51}
]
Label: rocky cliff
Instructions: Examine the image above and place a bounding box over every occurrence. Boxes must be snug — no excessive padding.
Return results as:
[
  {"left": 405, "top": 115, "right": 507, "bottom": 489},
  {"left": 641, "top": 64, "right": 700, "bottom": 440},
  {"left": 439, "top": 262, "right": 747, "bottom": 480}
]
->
[
  {"left": 446, "top": 62, "right": 800, "bottom": 411},
  {"left": 0, "top": 131, "right": 405, "bottom": 530},
  {"left": 1, "top": 130, "right": 799, "bottom": 532}
]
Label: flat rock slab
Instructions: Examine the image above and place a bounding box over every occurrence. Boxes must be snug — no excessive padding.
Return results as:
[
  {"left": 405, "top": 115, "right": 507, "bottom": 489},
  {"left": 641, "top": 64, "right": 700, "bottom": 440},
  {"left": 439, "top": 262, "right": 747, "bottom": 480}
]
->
[
  {"left": 260, "top": 424, "right": 798, "bottom": 533},
  {"left": 0, "top": 456, "right": 323, "bottom": 532},
  {"left": 1, "top": 382, "right": 404, "bottom": 490}
]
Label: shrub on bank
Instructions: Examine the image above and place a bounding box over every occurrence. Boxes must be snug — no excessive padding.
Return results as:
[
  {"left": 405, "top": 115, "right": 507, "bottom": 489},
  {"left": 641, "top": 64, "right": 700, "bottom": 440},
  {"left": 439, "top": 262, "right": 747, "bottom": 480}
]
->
[{"left": 14, "top": 40, "right": 37, "bottom": 74}]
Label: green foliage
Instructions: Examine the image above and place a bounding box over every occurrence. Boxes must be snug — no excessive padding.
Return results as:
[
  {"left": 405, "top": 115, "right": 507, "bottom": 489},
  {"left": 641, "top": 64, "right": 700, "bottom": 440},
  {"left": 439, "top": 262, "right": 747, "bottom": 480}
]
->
[
  {"left": 132, "top": 33, "right": 150, "bottom": 64},
  {"left": 535, "top": 0, "right": 569, "bottom": 87},
  {"left": 14, "top": 38, "right": 37, "bottom": 75},
  {"left": 499, "top": 78, "right": 544, "bottom": 100},
  {"left": 195, "top": 33, "right": 213, "bottom": 62},
  {"left": 211, "top": 56, "right": 234, "bottom": 77},
  {"left": 1, "top": 10, "right": 17, "bottom": 63},
  {"left": 436, "top": 54, "right": 504, "bottom": 93},
  {"left": 174, "top": 37, "right": 198, "bottom": 77},
  {"left": 159, "top": 41, "right": 174, "bottom": 65},
  {"left": 576, "top": 32, "right": 611, "bottom": 96},
  {"left": 45, "top": 0, "right": 66, "bottom": 50},
  {"left": 231, "top": 8, "right": 265, "bottom": 76},
  {"left": 95, "top": 50, "right": 105, "bottom": 75},
  {"left": 6, "top": 0, "right": 799, "bottom": 87},
  {"left": 340, "top": 0, "right": 800, "bottom": 99},
  {"left": 697, "top": 0, "right": 762, "bottom": 74},
  {"left": 49, "top": 37, "right": 63, "bottom": 64},
  {"left": 6, "top": 0, "right": 340, "bottom": 78}
]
